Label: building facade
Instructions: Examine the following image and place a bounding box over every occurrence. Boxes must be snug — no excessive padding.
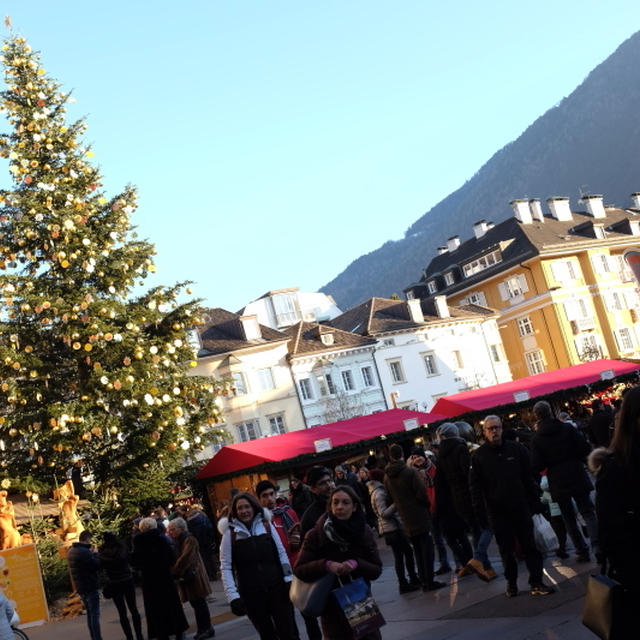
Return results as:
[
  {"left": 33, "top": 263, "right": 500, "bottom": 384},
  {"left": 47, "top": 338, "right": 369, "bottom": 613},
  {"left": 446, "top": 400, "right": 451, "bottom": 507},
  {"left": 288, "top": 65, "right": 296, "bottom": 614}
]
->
[
  {"left": 405, "top": 193, "right": 640, "bottom": 379},
  {"left": 329, "top": 297, "right": 511, "bottom": 411},
  {"left": 190, "top": 308, "right": 306, "bottom": 453}
]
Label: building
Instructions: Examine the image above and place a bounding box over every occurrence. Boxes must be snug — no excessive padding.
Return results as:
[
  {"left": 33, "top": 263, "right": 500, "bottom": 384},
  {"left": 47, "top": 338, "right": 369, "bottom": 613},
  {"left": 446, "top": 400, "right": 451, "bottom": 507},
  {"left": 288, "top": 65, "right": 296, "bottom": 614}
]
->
[
  {"left": 190, "top": 308, "right": 306, "bottom": 452},
  {"left": 329, "top": 297, "right": 511, "bottom": 411},
  {"left": 405, "top": 193, "right": 640, "bottom": 379},
  {"left": 239, "top": 287, "right": 342, "bottom": 330},
  {"left": 283, "top": 321, "right": 387, "bottom": 427}
]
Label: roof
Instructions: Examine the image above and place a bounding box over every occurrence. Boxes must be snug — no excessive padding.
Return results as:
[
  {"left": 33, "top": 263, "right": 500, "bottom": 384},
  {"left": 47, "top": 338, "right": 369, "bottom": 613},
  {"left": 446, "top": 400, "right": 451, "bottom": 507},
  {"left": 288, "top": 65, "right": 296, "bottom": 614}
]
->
[
  {"left": 432, "top": 358, "right": 639, "bottom": 417},
  {"left": 196, "top": 308, "right": 288, "bottom": 357},
  {"left": 283, "top": 321, "right": 377, "bottom": 357},
  {"left": 328, "top": 297, "right": 497, "bottom": 337},
  {"left": 410, "top": 207, "right": 640, "bottom": 298},
  {"left": 195, "top": 408, "right": 445, "bottom": 480}
]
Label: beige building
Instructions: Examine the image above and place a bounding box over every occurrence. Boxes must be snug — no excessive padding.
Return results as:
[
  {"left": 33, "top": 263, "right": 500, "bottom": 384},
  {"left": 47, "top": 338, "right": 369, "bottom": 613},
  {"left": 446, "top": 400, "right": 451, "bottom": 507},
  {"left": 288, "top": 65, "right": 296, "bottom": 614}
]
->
[{"left": 190, "top": 308, "right": 306, "bottom": 453}]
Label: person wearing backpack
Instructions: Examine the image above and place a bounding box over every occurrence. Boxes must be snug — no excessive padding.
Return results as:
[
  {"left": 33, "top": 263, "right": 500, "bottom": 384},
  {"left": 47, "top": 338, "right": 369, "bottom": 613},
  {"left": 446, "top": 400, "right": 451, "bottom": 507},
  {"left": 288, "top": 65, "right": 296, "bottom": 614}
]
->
[{"left": 219, "top": 492, "right": 296, "bottom": 640}]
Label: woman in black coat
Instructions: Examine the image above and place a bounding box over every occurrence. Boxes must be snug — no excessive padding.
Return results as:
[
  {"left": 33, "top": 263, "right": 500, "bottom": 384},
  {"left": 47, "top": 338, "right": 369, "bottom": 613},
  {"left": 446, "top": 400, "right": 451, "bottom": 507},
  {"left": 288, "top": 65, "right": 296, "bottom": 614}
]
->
[
  {"left": 98, "top": 531, "right": 143, "bottom": 640},
  {"left": 594, "top": 385, "right": 640, "bottom": 633},
  {"left": 295, "top": 485, "right": 383, "bottom": 640},
  {"left": 131, "top": 517, "right": 188, "bottom": 640}
]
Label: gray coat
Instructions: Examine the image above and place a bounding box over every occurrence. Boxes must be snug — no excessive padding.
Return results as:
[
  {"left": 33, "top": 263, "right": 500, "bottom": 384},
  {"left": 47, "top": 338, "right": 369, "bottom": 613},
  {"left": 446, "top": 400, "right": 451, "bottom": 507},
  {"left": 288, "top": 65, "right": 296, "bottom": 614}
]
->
[{"left": 367, "top": 480, "right": 400, "bottom": 534}]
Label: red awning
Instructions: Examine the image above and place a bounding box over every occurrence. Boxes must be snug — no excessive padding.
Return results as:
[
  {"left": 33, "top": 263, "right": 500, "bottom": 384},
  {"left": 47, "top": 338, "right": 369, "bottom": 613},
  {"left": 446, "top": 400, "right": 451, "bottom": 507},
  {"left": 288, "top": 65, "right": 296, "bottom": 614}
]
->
[
  {"left": 195, "top": 408, "right": 444, "bottom": 480},
  {"left": 432, "top": 358, "right": 639, "bottom": 418}
]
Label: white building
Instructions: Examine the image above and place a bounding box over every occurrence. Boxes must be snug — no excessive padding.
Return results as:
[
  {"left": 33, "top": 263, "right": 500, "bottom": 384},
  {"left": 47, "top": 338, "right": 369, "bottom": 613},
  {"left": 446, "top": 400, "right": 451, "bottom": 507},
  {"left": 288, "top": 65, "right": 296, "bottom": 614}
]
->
[
  {"left": 329, "top": 297, "right": 512, "bottom": 411},
  {"left": 239, "top": 287, "right": 342, "bottom": 330},
  {"left": 190, "top": 308, "right": 306, "bottom": 455},
  {"left": 283, "top": 321, "right": 387, "bottom": 427}
]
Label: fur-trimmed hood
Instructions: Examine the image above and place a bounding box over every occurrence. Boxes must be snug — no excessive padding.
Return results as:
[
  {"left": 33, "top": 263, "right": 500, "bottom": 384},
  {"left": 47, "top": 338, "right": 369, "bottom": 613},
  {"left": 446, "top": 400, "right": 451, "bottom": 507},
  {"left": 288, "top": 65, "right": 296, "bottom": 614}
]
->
[{"left": 217, "top": 507, "right": 272, "bottom": 536}]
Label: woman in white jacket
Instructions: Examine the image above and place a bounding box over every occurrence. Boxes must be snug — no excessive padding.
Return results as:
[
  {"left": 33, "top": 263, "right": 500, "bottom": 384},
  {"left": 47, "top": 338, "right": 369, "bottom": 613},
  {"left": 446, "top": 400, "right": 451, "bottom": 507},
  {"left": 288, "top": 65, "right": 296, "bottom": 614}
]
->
[{"left": 219, "top": 491, "right": 296, "bottom": 640}]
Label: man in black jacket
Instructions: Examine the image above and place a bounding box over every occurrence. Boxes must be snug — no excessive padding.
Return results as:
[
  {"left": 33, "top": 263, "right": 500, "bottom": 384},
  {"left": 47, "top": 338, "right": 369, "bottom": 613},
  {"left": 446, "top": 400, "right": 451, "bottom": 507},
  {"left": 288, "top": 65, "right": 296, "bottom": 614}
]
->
[
  {"left": 531, "top": 400, "right": 598, "bottom": 562},
  {"left": 470, "top": 415, "right": 554, "bottom": 598},
  {"left": 67, "top": 530, "right": 103, "bottom": 640},
  {"left": 587, "top": 399, "right": 613, "bottom": 447}
]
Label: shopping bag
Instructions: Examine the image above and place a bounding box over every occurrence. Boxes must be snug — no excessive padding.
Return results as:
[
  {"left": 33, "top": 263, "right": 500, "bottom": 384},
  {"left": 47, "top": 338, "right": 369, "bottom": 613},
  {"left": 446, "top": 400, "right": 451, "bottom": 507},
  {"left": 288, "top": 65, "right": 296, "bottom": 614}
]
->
[
  {"left": 532, "top": 513, "right": 558, "bottom": 553},
  {"left": 582, "top": 573, "right": 625, "bottom": 640},
  {"left": 332, "top": 577, "right": 385, "bottom": 639},
  {"left": 289, "top": 573, "right": 335, "bottom": 617}
]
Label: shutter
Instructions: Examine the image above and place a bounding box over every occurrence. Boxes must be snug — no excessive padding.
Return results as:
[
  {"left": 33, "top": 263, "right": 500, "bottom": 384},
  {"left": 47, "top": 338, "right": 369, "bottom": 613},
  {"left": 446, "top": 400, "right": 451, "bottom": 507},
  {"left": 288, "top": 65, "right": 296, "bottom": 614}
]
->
[
  {"left": 478, "top": 291, "right": 487, "bottom": 306},
  {"left": 625, "top": 290, "right": 639, "bottom": 309},
  {"left": 551, "top": 262, "right": 567, "bottom": 282},
  {"left": 498, "top": 282, "right": 509, "bottom": 301},
  {"left": 592, "top": 255, "right": 603, "bottom": 274},
  {"left": 517, "top": 274, "right": 529, "bottom": 293},
  {"left": 564, "top": 301, "right": 578, "bottom": 321}
]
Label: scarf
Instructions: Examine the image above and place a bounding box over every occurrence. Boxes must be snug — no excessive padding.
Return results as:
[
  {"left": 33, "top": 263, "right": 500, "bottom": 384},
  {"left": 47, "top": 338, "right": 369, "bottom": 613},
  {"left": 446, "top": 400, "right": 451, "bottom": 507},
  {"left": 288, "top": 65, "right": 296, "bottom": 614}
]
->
[
  {"left": 272, "top": 505, "right": 297, "bottom": 531},
  {"left": 324, "top": 510, "right": 366, "bottom": 551}
]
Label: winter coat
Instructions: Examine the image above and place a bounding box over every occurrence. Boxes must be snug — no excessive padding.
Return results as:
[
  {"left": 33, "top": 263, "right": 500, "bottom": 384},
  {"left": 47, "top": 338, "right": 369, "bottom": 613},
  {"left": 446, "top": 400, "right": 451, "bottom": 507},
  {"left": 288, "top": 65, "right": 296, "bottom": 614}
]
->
[
  {"left": 131, "top": 528, "right": 188, "bottom": 639},
  {"left": 98, "top": 542, "right": 134, "bottom": 585},
  {"left": 295, "top": 513, "right": 383, "bottom": 640},
  {"left": 291, "top": 483, "right": 315, "bottom": 519},
  {"left": 531, "top": 418, "right": 592, "bottom": 500},
  {"left": 588, "top": 408, "right": 613, "bottom": 447},
  {"left": 172, "top": 531, "right": 212, "bottom": 603},
  {"left": 185, "top": 510, "right": 215, "bottom": 553},
  {"left": 268, "top": 505, "right": 301, "bottom": 565},
  {"left": 67, "top": 541, "right": 100, "bottom": 594},
  {"left": 384, "top": 459, "right": 431, "bottom": 537},
  {"left": 0, "top": 591, "right": 14, "bottom": 640},
  {"left": 367, "top": 480, "right": 400, "bottom": 534},
  {"left": 435, "top": 437, "right": 474, "bottom": 523},
  {"left": 219, "top": 509, "right": 292, "bottom": 604},
  {"left": 595, "top": 444, "right": 640, "bottom": 591},
  {"left": 300, "top": 493, "right": 328, "bottom": 539},
  {"left": 469, "top": 440, "right": 540, "bottom": 527}
]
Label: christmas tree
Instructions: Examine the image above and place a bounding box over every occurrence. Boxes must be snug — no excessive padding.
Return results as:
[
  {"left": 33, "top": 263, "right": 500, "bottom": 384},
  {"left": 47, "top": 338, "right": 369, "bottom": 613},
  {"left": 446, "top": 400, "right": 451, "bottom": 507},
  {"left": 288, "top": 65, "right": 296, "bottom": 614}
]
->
[{"left": 0, "top": 34, "right": 224, "bottom": 493}]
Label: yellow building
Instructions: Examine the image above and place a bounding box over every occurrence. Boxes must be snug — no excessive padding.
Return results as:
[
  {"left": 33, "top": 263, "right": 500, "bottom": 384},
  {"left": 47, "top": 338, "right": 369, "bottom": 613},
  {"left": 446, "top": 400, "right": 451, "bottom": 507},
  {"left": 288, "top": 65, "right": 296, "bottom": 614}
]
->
[{"left": 405, "top": 194, "right": 640, "bottom": 379}]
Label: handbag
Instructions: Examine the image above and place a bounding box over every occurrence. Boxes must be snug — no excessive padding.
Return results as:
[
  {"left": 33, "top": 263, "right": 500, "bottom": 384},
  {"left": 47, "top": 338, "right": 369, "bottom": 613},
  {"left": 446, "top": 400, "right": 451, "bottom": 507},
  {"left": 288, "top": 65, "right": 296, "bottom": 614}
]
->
[
  {"left": 289, "top": 573, "right": 335, "bottom": 617},
  {"left": 332, "top": 576, "right": 386, "bottom": 640},
  {"left": 582, "top": 572, "right": 625, "bottom": 640},
  {"left": 532, "top": 513, "right": 559, "bottom": 553}
]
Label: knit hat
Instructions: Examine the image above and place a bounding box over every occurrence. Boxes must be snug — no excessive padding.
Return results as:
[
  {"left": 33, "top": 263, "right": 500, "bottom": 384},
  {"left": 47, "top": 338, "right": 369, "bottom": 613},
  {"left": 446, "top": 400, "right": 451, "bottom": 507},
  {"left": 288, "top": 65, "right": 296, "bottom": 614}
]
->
[
  {"left": 436, "top": 422, "right": 459, "bottom": 440},
  {"left": 368, "top": 468, "right": 385, "bottom": 483}
]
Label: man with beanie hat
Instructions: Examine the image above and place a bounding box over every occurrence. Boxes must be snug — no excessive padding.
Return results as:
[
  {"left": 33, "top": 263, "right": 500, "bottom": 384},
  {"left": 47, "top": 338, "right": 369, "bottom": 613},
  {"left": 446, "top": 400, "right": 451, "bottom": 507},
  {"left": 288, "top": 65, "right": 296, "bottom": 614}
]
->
[{"left": 385, "top": 443, "right": 445, "bottom": 592}]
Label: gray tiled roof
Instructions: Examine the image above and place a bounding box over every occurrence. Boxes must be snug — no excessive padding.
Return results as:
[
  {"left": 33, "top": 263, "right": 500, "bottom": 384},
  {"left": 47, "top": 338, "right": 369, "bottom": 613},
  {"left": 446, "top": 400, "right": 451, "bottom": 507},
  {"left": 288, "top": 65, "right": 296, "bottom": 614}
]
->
[{"left": 283, "top": 321, "right": 377, "bottom": 357}]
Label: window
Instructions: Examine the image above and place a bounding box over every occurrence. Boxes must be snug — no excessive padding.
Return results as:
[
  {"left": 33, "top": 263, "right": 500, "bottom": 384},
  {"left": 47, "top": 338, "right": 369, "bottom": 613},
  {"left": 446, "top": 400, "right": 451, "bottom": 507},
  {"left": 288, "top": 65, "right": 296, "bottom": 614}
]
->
[
  {"left": 361, "top": 366, "right": 375, "bottom": 387},
  {"left": 489, "top": 344, "right": 503, "bottom": 362},
  {"left": 517, "top": 316, "right": 534, "bottom": 336},
  {"left": 463, "top": 291, "right": 487, "bottom": 306},
  {"left": 498, "top": 274, "right": 528, "bottom": 301},
  {"left": 257, "top": 367, "right": 275, "bottom": 391},
  {"left": 272, "top": 293, "right": 299, "bottom": 327},
  {"left": 575, "top": 334, "right": 601, "bottom": 361},
  {"left": 326, "top": 373, "right": 336, "bottom": 394},
  {"left": 591, "top": 253, "right": 612, "bottom": 274},
  {"left": 388, "top": 359, "right": 406, "bottom": 384},
  {"left": 427, "top": 281, "right": 437, "bottom": 294},
  {"left": 444, "top": 272, "right": 454, "bottom": 286},
  {"left": 525, "top": 350, "right": 545, "bottom": 375},
  {"left": 462, "top": 249, "right": 502, "bottom": 278},
  {"left": 317, "top": 372, "right": 336, "bottom": 396},
  {"left": 452, "top": 350, "right": 464, "bottom": 369},
  {"left": 236, "top": 419, "right": 261, "bottom": 442},
  {"left": 231, "top": 372, "right": 247, "bottom": 395},
  {"left": 593, "top": 225, "right": 606, "bottom": 239},
  {"left": 268, "top": 414, "right": 286, "bottom": 435},
  {"left": 341, "top": 370, "right": 355, "bottom": 391},
  {"left": 551, "top": 260, "right": 578, "bottom": 282},
  {"left": 382, "top": 338, "right": 395, "bottom": 346},
  {"left": 299, "top": 378, "right": 313, "bottom": 400},
  {"left": 614, "top": 328, "right": 634, "bottom": 352},
  {"left": 564, "top": 298, "right": 590, "bottom": 321},
  {"left": 423, "top": 353, "right": 438, "bottom": 376}
]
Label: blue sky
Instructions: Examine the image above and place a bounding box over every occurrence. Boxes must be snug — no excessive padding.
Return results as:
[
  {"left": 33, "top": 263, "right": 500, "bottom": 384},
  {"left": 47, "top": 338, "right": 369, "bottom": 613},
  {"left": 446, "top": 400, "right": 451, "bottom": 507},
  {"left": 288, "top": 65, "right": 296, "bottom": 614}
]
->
[{"left": 1, "top": 2, "right": 637, "bottom": 312}]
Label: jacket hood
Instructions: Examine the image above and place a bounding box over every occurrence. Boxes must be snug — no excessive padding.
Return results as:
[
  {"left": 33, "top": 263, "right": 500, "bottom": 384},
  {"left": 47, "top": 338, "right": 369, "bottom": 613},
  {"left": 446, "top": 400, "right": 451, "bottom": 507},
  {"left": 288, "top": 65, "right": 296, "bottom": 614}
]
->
[
  {"left": 218, "top": 507, "right": 271, "bottom": 535},
  {"left": 537, "top": 417, "right": 565, "bottom": 437},
  {"left": 438, "top": 437, "right": 466, "bottom": 458},
  {"left": 385, "top": 460, "right": 406, "bottom": 478},
  {"left": 366, "top": 480, "right": 382, "bottom": 492}
]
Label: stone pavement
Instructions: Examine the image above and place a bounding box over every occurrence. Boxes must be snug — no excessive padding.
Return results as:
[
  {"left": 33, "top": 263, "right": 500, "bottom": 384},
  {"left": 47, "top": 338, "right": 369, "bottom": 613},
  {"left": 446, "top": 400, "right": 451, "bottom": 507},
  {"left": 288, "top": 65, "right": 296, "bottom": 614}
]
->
[{"left": 23, "top": 541, "right": 597, "bottom": 640}]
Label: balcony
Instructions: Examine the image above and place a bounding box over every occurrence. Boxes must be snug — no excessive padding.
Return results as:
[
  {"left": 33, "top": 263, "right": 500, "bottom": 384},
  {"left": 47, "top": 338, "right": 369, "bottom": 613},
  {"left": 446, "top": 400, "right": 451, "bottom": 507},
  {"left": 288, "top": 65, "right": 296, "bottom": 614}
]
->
[{"left": 570, "top": 317, "right": 596, "bottom": 334}]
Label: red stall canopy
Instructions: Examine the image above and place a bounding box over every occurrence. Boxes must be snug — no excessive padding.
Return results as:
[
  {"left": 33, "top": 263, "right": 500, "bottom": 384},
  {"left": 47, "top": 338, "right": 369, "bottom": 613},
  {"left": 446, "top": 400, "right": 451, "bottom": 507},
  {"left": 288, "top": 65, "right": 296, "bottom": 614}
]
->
[
  {"left": 196, "top": 408, "right": 443, "bottom": 480},
  {"left": 432, "top": 359, "right": 639, "bottom": 418}
]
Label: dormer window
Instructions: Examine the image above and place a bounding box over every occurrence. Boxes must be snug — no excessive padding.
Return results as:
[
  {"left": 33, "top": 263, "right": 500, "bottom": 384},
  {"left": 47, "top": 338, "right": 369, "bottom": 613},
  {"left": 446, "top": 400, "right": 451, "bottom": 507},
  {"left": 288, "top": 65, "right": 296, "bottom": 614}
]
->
[
  {"left": 444, "top": 272, "right": 454, "bottom": 286},
  {"left": 427, "top": 280, "right": 437, "bottom": 294},
  {"left": 593, "top": 225, "right": 606, "bottom": 239},
  {"left": 462, "top": 249, "right": 502, "bottom": 278},
  {"left": 320, "top": 333, "right": 334, "bottom": 346}
]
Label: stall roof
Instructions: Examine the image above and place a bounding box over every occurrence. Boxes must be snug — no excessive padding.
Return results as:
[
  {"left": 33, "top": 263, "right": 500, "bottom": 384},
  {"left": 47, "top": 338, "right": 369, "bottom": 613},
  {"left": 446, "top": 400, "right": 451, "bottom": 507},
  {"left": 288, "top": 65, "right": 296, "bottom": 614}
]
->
[
  {"left": 432, "top": 358, "right": 639, "bottom": 418},
  {"left": 195, "top": 408, "right": 443, "bottom": 480}
]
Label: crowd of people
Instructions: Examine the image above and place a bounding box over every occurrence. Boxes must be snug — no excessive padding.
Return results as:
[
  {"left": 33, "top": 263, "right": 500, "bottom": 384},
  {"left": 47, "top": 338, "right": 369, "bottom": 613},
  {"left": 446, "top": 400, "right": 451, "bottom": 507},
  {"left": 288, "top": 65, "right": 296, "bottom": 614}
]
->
[{"left": 65, "top": 385, "right": 638, "bottom": 640}]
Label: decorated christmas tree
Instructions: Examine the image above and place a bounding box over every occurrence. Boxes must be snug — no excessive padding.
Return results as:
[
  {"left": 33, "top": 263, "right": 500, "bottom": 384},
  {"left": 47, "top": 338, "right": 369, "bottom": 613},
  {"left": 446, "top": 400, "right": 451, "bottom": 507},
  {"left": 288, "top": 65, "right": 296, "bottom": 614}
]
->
[{"left": 0, "top": 34, "right": 224, "bottom": 493}]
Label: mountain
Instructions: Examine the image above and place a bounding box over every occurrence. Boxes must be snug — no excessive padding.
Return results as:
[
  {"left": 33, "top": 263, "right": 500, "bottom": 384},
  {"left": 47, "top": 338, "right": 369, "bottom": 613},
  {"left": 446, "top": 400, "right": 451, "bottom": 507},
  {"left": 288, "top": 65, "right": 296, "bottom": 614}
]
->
[{"left": 321, "top": 31, "right": 640, "bottom": 309}]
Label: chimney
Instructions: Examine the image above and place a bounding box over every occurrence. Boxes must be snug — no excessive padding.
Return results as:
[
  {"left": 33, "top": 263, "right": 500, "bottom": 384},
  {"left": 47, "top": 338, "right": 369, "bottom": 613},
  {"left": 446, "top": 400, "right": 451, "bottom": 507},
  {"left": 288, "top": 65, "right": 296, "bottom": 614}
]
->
[
  {"left": 447, "top": 236, "right": 460, "bottom": 252},
  {"left": 316, "top": 325, "right": 335, "bottom": 346},
  {"left": 406, "top": 298, "right": 424, "bottom": 323},
  {"left": 473, "top": 220, "right": 489, "bottom": 239},
  {"left": 529, "top": 198, "right": 544, "bottom": 222},
  {"left": 581, "top": 194, "right": 606, "bottom": 219},
  {"left": 433, "top": 295, "right": 450, "bottom": 318},
  {"left": 486, "top": 221, "right": 495, "bottom": 229},
  {"left": 239, "top": 315, "right": 261, "bottom": 341},
  {"left": 510, "top": 199, "right": 533, "bottom": 224},
  {"left": 631, "top": 193, "right": 640, "bottom": 210},
  {"left": 437, "top": 246, "right": 448, "bottom": 255},
  {"left": 547, "top": 197, "right": 572, "bottom": 221}
]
